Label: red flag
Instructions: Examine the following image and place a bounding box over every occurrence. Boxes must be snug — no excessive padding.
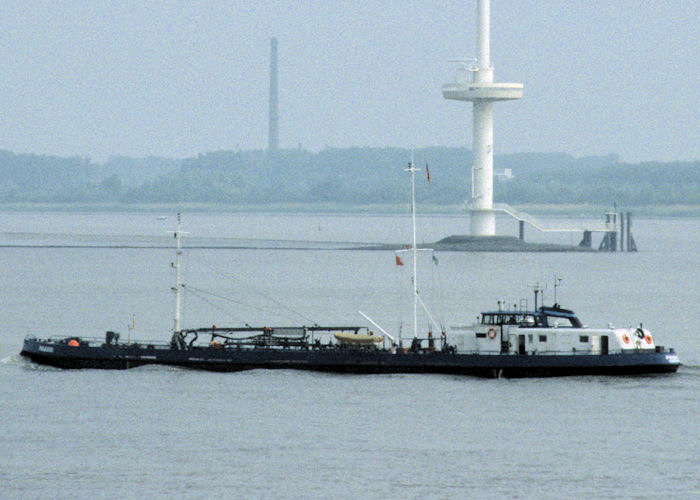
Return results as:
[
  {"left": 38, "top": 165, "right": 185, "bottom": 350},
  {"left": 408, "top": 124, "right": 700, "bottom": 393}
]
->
[
  {"left": 395, "top": 255, "right": 404, "bottom": 266},
  {"left": 426, "top": 164, "right": 431, "bottom": 183}
]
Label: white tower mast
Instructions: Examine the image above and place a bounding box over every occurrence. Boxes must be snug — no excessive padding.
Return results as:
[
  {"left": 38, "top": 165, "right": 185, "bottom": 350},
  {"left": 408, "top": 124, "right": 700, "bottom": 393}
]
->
[{"left": 443, "top": 0, "right": 523, "bottom": 236}]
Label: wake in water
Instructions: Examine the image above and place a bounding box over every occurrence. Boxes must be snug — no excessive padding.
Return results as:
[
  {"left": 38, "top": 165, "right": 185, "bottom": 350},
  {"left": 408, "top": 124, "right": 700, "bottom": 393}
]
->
[
  {"left": 678, "top": 364, "right": 700, "bottom": 378},
  {"left": 2, "top": 353, "right": 191, "bottom": 373},
  {"left": 129, "top": 364, "right": 185, "bottom": 373},
  {"left": 1, "top": 354, "right": 24, "bottom": 365},
  {"left": 1, "top": 353, "right": 62, "bottom": 371}
]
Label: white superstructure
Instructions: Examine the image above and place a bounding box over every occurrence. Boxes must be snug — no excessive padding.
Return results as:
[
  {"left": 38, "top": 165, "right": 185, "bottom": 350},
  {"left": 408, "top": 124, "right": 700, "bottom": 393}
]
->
[
  {"left": 443, "top": 0, "right": 523, "bottom": 236},
  {"left": 447, "top": 307, "right": 658, "bottom": 356}
]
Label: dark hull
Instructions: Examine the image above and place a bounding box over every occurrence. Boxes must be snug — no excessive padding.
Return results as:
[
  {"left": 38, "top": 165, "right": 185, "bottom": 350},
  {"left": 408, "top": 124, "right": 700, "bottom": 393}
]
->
[{"left": 21, "top": 338, "right": 680, "bottom": 378}]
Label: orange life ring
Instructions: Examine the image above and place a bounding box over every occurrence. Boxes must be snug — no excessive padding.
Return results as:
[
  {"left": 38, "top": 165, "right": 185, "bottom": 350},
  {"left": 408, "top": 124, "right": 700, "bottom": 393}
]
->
[
  {"left": 644, "top": 334, "right": 653, "bottom": 344},
  {"left": 487, "top": 328, "right": 498, "bottom": 339},
  {"left": 621, "top": 333, "right": 631, "bottom": 344}
]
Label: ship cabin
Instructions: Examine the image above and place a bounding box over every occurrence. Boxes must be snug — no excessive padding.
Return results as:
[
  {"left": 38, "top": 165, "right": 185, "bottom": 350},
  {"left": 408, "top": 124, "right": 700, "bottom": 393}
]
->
[
  {"left": 480, "top": 305, "right": 583, "bottom": 329},
  {"left": 448, "top": 305, "right": 660, "bottom": 356}
]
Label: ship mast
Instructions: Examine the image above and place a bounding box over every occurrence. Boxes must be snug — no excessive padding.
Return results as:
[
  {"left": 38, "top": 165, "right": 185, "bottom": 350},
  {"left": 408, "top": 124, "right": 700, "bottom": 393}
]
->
[
  {"left": 406, "top": 157, "right": 419, "bottom": 339},
  {"left": 171, "top": 213, "right": 186, "bottom": 333},
  {"left": 395, "top": 157, "right": 441, "bottom": 344}
]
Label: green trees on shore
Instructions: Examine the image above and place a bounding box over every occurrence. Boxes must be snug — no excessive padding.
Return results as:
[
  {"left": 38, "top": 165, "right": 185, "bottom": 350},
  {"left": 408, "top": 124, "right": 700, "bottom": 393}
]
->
[{"left": 0, "top": 147, "right": 697, "bottom": 208}]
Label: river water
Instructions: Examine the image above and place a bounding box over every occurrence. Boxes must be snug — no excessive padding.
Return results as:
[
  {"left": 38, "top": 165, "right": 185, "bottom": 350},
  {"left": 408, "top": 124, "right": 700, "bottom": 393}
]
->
[{"left": 1, "top": 212, "right": 698, "bottom": 499}]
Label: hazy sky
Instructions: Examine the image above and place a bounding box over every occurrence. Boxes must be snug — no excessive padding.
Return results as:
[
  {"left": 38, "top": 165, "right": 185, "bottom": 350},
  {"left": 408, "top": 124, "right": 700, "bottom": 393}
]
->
[{"left": 1, "top": 1, "right": 697, "bottom": 162}]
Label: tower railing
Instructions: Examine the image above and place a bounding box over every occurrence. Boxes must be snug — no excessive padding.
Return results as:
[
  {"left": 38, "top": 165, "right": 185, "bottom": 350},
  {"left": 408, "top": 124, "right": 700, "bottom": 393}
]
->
[{"left": 493, "top": 203, "right": 612, "bottom": 233}]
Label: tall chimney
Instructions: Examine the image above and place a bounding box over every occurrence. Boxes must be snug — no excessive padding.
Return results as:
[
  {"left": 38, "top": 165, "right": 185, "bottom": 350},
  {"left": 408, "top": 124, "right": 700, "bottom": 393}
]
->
[{"left": 268, "top": 37, "right": 279, "bottom": 152}]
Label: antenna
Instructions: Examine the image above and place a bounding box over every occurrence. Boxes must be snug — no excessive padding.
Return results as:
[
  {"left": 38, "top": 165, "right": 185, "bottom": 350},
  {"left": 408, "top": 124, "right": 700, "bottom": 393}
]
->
[
  {"left": 127, "top": 311, "right": 135, "bottom": 342},
  {"left": 553, "top": 276, "right": 563, "bottom": 306},
  {"left": 529, "top": 282, "right": 545, "bottom": 310}
]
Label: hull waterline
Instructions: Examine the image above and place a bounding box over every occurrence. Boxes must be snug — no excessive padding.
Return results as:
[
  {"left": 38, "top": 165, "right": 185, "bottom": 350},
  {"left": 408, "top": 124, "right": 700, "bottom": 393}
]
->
[{"left": 21, "top": 337, "right": 680, "bottom": 378}]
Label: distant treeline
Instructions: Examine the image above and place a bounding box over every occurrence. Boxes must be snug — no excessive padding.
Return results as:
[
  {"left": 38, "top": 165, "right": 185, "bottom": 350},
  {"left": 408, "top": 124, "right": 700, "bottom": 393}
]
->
[{"left": 0, "top": 148, "right": 697, "bottom": 207}]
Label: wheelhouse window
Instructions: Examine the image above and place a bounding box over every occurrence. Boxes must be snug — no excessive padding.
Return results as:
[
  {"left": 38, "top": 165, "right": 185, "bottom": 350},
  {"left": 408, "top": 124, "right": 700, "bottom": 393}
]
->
[
  {"left": 482, "top": 313, "right": 525, "bottom": 325},
  {"left": 547, "top": 316, "right": 580, "bottom": 328},
  {"left": 579, "top": 335, "right": 589, "bottom": 343},
  {"left": 520, "top": 315, "right": 537, "bottom": 327},
  {"left": 539, "top": 335, "right": 547, "bottom": 342}
]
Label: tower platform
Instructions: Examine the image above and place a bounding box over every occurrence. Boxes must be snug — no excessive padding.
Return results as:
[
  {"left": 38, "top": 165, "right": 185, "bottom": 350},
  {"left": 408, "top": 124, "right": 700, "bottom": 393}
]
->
[{"left": 442, "top": 81, "right": 523, "bottom": 101}]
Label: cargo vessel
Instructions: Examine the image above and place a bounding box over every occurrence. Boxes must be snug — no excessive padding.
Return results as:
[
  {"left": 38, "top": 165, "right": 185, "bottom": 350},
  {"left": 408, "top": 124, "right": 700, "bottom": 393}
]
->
[{"left": 20, "top": 168, "right": 680, "bottom": 377}]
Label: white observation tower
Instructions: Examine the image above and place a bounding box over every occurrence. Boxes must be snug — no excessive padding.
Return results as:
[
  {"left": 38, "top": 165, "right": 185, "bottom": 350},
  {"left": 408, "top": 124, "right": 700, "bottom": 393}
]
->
[{"left": 443, "top": 0, "right": 523, "bottom": 236}]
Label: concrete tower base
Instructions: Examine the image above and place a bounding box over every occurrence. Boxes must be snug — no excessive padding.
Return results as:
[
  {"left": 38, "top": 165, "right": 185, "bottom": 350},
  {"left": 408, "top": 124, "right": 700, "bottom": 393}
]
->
[{"left": 470, "top": 209, "right": 496, "bottom": 236}]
